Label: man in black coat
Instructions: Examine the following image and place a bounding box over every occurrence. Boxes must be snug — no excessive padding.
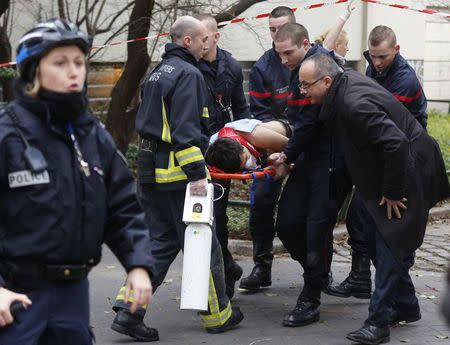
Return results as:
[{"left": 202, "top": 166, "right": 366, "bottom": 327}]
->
[{"left": 295, "top": 54, "right": 450, "bottom": 344}]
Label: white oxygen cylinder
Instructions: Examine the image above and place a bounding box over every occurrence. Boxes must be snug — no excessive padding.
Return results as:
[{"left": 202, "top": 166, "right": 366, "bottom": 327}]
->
[
  {"left": 180, "top": 182, "right": 214, "bottom": 311},
  {"left": 180, "top": 223, "right": 212, "bottom": 310}
]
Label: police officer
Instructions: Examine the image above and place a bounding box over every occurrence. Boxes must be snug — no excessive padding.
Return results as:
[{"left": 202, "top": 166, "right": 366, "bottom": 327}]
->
[
  {"left": 239, "top": 6, "right": 294, "bottom": 292},
  {"left": 327, "top": 25, "right": 428, "bottom": 302},
  {"left": 111, "top": 16, "right": 243, "bottom": 341},
  {"left": 0, "top": 19, "right": 153, "bottom": 344},
  {"left": 195, "top": 14, "right": 252, "bottom": 299}
]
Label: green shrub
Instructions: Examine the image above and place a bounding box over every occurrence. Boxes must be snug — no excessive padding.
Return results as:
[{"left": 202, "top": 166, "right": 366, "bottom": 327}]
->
[
  {"left": 427, "top": 111, "right": 450, "bottom": 171},
  {"left": 0, "top": 67, "right": 17, "bottom": 79},
  {"left": 125, "top": 141, "right": 138, "bottom": 176}
]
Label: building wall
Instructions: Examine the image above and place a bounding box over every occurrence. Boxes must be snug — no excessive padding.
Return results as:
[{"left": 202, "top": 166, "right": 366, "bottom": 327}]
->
[{"left": 6, "top": 0, "right": 450, "bottom": 108}]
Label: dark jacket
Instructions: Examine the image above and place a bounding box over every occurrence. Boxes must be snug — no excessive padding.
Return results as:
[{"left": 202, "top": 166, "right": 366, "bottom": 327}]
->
[
  {"left": 284, "top": 44, "right": 339, "bottom": 163},
  {"left": 198, "top": 47, "right": 251, "bottom": 133},
  {"left": 364, "top": 51, "right": 427, "bottom": 128},
  {"left": 136, "top": 43, "right": 210, "bottom": 191},
  {"left": 249, "top": 47, "right": 291, "bottom": 122},
  {"left": 319, "top": 69, "right": 450, "bottom": 258},
  {"left": 0, "top": 91, "right": 153, "bottom": 286}
]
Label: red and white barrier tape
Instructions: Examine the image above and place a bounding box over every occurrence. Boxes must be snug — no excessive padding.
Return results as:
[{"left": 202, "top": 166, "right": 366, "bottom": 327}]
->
[
  {"left": 361, "top": 0, "right": 450, "bottom": 19},
  {"left": 217, "top": 0, "right": 347, "bottom": 26},
  {"left": 0, "top": 0, "right": 448, "bottom": 69}
]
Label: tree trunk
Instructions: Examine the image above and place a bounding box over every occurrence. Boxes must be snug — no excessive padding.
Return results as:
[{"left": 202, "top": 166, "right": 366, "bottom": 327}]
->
[
  {"left": 0, "top": 1, "right": 13, "bottom": 101},
  {"left": 105, "top": 0, "right": 154, "bottom": 153}
]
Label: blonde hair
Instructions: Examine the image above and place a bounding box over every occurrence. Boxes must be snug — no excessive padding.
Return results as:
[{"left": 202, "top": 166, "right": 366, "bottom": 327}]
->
[
  {"left": 24, "top": 66, "right": 40, "bottom": 98},
  {"left": 315, "top": 29, "right": 348, "bottom": 49}
]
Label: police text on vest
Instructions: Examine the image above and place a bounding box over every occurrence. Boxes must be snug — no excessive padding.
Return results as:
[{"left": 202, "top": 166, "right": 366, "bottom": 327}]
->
[{"left": 8, "top": 170, "right": 50, "bottom": 188}]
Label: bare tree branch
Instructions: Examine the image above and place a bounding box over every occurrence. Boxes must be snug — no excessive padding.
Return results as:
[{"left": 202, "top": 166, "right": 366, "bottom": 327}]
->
[
  {"left": 215, "top": 0, "right": 265, "bottom": 23},
  {"left": 94, "top": 2, "right": 135, "bottom": 35},
  {"left": 57, "top": 0, "right": 67, "bottom": 19}
]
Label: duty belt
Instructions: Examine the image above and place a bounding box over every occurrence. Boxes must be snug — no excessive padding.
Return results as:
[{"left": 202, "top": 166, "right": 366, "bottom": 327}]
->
[{"left": 0, "top": 260, "right": 91, "bottom": 290}]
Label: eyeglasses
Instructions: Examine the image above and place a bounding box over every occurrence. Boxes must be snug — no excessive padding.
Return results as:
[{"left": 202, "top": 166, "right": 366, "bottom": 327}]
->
[{"left": 298, "top": 76, "right": 325, "bottom": 91}]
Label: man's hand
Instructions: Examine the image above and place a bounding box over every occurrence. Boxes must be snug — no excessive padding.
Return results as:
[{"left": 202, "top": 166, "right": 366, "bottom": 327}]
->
[
  {"left": 190, "top": 178, "right": 208, "bottom": 196},
  {"left": 125, "top": 267, "right": 153, "bottom": 314},
  {"left": 268, "top": 163, "right": 290, "bottom": 180},
  {"left": 268, "top": 152, "right": 287, "bottom": 166},
  {"left": 379, "top": 196, "right": 407, "bottom": 220},
  {"left": 0, "top": 287, "right": 32, "bottom": 327}
]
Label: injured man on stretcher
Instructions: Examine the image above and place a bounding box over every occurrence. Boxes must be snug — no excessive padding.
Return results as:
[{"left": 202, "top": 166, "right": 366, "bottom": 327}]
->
[{"left": 205, "top": 118, "right": 292, "bottom": 173}]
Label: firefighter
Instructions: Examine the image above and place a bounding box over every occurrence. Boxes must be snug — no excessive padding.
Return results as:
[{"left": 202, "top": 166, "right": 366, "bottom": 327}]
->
[
  {"left": 111, "top": 16, "right": 243, "bottom": 341},
  {"left": 195, "top": 14, "right": 252, "bottom": 299},
  {"left": 240, "top": 6, "right": 295, "bottom": 292}
]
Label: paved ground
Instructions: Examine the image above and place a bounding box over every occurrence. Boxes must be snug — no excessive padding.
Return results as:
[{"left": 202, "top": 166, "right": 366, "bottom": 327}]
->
[
  {"left": 90, "top": 218, "right": 450, "bottom": 345},
  {"left": 334, "top": 219, "right": 450, "bottom": 273}
]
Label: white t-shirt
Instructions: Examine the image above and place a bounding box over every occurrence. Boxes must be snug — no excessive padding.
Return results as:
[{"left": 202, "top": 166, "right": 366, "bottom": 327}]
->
[{"left": 209, "top": 119, "right": 261, "bottom": 145}]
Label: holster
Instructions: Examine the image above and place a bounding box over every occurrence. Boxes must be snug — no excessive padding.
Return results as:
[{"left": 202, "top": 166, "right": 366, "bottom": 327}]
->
[{"left": 137, "top": 138, "right": 157, "bottom": 184}]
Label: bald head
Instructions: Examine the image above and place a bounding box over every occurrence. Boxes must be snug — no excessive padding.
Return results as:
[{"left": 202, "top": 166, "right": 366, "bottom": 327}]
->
[
  {"left": 170, "top": 16, "right": 204, "bottom": 43},
  {"left": 195, "top": 14, "right": 218, "bottom": 32},
  {"left": 299, "top": 54, "right": 341, "bottom": 104},
  {"left": 169, "top": 16, "right": 208, "bottom": 61},
  {"left": 194, "top": 14, "right": 220, "bottom": 62},
  {"left": 301, "top": 54, "right": 341, "bottom": 79}
]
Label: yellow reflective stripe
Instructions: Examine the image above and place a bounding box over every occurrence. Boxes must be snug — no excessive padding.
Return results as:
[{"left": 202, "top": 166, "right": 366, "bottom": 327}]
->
[
  {"left": 200, "top": 302, "right": 232, "bottom": 327},
  {"left": 161, "top": 98, "right": 172, "bottom": 143},
  {"left": 115, "top": 289, "right": 148, "bottom": 310},
  {"left": 208, "top": 273, "right": 220, "bottom": 314},
  {"left": 155, "top": 166, "right": 188, "bottom": 183},
  {"left": 175, "top": 147, "right": 203, "bottom": 166},
  {"left": 199, "top": 273, "right": 232, "bottom": 328},
  {"left": 205, "top": 167, "right": 211, "bottom": 180},
  {"left": 202, "top": 107, "right": 209, "bottom": 118}
]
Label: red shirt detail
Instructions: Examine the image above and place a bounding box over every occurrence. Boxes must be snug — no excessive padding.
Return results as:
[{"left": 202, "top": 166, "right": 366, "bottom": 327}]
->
[{"left": 218, "top": 127, "right": 261, "bottom": 158}]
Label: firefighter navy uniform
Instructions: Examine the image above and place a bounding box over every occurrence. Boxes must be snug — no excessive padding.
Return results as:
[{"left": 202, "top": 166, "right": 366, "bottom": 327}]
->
[
  {"left": 112, "top": 43, "right": 233, "bottom": 331},
  {"left": 198, "top": 47, "right": 252, "bottom": 298},
  {"left": 239, "top": 46, "right": 291, "bottom": 291}
]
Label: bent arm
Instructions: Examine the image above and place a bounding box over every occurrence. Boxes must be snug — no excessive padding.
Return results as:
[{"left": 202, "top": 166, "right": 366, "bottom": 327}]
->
[
  {"left": 238, "top": 123, "right": 289, "bottom": 152},
  {"left": 323, "top": 0, "right": 354, "bottom": 50}
]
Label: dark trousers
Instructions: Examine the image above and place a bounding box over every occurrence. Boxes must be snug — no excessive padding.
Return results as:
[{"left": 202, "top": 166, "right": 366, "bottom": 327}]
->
[
  {"left": 366, "top": 223, "right": 419, "bottom": 327},
  {"left": 213, "top": 179, "right": 234, "bottom": 270},
  {"left": 114, "top": 186, "right": 230, "bottom": 326},
  {"left": 0, "top": 279, "right": 93, "bottom": 345},
  {"left": 346, "top": 191, "right": 372, "bottom": 255},
  {"left": 276, "top": 158, "right": 340, "bottom": 304},
  {"left": 249, "top": 178, "right": 283, "bottom": 247}
]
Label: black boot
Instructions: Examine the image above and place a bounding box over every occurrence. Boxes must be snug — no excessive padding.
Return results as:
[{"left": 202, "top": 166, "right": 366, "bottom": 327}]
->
[
  {"left": 111, "top": 309, "right": 159, "bottom": 342},
  {"left": 283, "top": 296, "right": 320, "bottom": 327},
  {"left": 389, "top": 306, "right": 421, "bottom": 327},
  {"left": 205, "top": 307, "right": 244, "bottom": 333},
  {"left": 324, "top": 251, "right": 371, "bottom": 299},
  {"left": 225, "top": 259, "right": 243, "bottom": 299},
  {"left": 239, "top": 242, "right": 273, "bottom": 291},
  {"left": 321, "top": 271, "right": 333, "bottom": 293},
  {"left": 347, "top": 323, "right": 390, "bottom": 344}
]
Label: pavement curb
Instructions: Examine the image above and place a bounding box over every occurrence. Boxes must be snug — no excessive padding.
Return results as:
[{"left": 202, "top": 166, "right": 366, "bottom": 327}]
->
[{"left": 228, "top": 203, "right": 450, "bottom": 257}]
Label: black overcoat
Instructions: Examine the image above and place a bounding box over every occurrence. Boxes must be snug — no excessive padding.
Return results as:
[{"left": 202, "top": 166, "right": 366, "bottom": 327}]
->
[{"left": 319, "top": 69, "right": 450, "bottom": 259}]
